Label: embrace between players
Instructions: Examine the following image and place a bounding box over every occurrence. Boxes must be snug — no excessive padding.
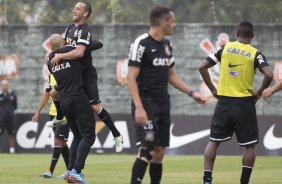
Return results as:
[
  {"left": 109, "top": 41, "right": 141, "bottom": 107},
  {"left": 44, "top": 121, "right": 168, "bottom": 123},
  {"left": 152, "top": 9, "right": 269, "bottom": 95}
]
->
[{"left": 33, "top": 1, "right": 275, "bottom": 184}]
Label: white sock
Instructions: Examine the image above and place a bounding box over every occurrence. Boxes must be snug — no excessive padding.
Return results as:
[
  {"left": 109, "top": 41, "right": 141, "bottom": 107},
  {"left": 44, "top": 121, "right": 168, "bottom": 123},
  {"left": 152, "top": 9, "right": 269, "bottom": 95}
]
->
[{"left": 10, "top": 147, "right": 15, "bottom": 153}]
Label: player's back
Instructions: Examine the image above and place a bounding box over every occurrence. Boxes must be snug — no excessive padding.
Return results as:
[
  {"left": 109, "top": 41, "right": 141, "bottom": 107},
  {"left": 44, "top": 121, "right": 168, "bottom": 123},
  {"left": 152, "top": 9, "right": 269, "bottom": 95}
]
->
[
  {"left": 48, "top": 46, "right": 83, "bottom": 98},
  {"left": 218, "top": 41, "right": 258, "bottom": 97}
]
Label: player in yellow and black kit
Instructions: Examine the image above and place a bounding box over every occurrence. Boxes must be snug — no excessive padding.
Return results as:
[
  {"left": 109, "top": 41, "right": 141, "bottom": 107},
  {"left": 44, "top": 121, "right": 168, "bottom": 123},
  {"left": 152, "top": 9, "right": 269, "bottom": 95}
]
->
[
  {"left": 32, "top": 74, "right": 69, "bottom": 179},
  {"left": 199, "top": 21, "right": 273, "bottom": 184}
]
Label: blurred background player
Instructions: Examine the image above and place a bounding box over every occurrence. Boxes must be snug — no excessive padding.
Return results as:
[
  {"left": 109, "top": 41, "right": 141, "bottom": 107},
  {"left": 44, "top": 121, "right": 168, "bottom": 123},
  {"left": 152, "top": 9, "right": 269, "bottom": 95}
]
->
[
  {"left": 0, "top": 80, "right": 17, "bottom": 154},
  {"left": 32, "top": 74, "right": 69, "bottom": 179},
  {"left": 199, "top": 21, "right": 273, "bottom": 184},
  {"left": 50, "top": 1, "right": 123, "bottom": 152},
  {"left": 127, "top": 6, "right": 206, "bottom": 184}
]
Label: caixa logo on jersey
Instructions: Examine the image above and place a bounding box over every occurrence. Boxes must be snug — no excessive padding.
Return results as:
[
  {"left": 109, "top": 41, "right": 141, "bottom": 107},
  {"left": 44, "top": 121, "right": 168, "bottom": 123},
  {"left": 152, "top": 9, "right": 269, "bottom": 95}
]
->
[
  {"left": 0, "top": 54, "right": 20, "bottom": 79},
  {"left": 16, "top": 119, "right": 134, "bottom": 153}
]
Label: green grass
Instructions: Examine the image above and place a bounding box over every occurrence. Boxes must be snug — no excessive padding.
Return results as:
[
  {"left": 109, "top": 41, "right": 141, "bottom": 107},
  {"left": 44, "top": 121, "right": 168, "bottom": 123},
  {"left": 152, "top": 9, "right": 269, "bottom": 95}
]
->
[{"left": 0, "top": 154, "right": 281, "bottom": 184}]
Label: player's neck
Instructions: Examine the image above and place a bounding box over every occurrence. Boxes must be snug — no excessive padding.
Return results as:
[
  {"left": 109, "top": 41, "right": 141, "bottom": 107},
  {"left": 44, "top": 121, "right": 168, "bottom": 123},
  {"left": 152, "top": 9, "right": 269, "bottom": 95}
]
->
[
  {"left": 74, "top": 19, "right": 87, "bottom": 26},
  {"left": 237, "top": 37, "right": 251, "bottom": 44},
  {"left": 149, "top": 27, "right": 165, "bottom": 42}
]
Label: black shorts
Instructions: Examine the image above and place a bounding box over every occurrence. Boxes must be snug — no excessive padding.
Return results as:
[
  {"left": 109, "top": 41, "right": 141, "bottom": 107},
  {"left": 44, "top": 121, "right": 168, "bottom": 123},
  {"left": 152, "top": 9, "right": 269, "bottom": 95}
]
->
[
  {"left": 210, "top": 96, "right": 258, "bottom": 147},
  {"left": 50, "top": 115, "right": 69, "bottom": 142},
  {"left": 82, "top": 66, "right": 101, "bottom": 105},
  {"left": 60, "top": 92, "right": 96, "bottom": 139},
  {"left": 0, "top": 115, "right": 16, "bottom": 135},
  {"left": 131, "top": 97, "right": 171, "bottom": 148}
]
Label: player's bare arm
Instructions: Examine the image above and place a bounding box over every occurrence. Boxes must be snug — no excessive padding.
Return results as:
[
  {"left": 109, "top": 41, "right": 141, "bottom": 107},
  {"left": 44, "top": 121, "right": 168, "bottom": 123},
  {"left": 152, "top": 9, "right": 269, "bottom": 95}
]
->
[
  {"left": 32, "top": 91, "right": 50, "bottom": 122},
  {"left": 262, "top": 81, "right": 282, "bottom": 99},
  {"left": 127, "top": 66, "right": 148, "bottom": 126},
  {"left": 249, "top": 65, "right": 273, "bottom": 102},
  {"left": 199, "top": 59, "right": 218, "bottom": 98},
  {"left": 51, "top": 44, "right": 86, "bottom": 66},
  {"left": 168, "top": 67, "right": 207, "bottom": 105}
]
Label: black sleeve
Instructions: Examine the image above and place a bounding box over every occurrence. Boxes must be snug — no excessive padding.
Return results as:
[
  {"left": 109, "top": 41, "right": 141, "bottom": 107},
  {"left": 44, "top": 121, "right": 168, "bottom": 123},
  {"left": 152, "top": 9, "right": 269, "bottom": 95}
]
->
[
  {"left": 47, "top": 63, "right": 53, "bottom": 79},
  {"left": 86, "top": 39, "right": 103, "bottom": 52},
  {"left": 11, "top": 92, "right": 17, "bottom": 110},
  {"left": 254, "top": 51, "right": 269, "bottom": 72},
  {"left": 54, "top": 46, "right": 75, "bottom": 54},
  {"left": 128, "top": 41, "right": 146, "bottom": 68},
  {"left": 77, "top": 25, "right": 91, "bottom": 47},
  {"left": 45, "top": 75, "right": 52, "bottom": 93},
  {"left": 167, "top": 40, "right": 175, "bottom": 68},
  {"left": 206, "top": 45, "right": 225, "bottom": 65}
]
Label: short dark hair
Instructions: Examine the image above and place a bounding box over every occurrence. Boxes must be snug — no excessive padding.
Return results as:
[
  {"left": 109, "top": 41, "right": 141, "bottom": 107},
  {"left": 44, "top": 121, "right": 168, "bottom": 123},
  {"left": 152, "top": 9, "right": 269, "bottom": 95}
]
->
[
  {"left": 150, "top": 6, "right": 173, "bottom": 26},
  {"left": 79, "top": 1, "right": 92, "bottom": 18},
  {"left": 237, "top": 21, "right": 254, "bottom": 37}
]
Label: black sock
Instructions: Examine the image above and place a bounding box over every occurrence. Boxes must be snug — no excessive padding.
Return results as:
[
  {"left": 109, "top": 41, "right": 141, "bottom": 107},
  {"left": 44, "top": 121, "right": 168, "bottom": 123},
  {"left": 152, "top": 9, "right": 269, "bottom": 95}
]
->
[
  {"left": 149, "top": 162, "right": 162, "bottom": 184},
  {"left": 131, "top": 159, "right": 148, "bottom": 184},
  {"left": 74, "top": 166, "right": 82, "bottom": 173},
  {"left": 203, "top": 170, "right": 212, "bottom": 183},
  {"left": 53, "top": 100, "right": 63, "bottom": 120},
  {"left": 49, "top": 146, "right": 61, "bottom": 173},
  {"left": 97, "top": 108, "right": 120, "bottom": 137},
  {"left": 61, "top": 145, "right": 69, "bottom": 169},
  {"left": 240, "top": 166, "right": 252, "bottom": 184}
]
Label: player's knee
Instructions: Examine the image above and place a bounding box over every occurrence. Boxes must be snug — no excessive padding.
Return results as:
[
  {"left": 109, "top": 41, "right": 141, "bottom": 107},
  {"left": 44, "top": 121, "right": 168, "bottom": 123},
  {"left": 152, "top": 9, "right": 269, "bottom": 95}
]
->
[
  {"left": 88, "top": 135, "right": 96, "bottom": 146},
  {"left": 140, "top": 146, "right": 154, "bottom": 161},
  {"left": 54, "top": 138, "right": 62, "bottom": 146},
  {"left": 92, "top": 103, "right": 102, "bottom": 114},
  {"left": 61, "top": 141, "right": 67, "bottom": 147},
  {"left": 50, "top": 88, "right": 60, "bottom": 100},
  {"left": 84, "top": 132, "right": 96, "bottom": 146},
  {"left": 153, "top": 147, "right": 165, "bottom": 161}
]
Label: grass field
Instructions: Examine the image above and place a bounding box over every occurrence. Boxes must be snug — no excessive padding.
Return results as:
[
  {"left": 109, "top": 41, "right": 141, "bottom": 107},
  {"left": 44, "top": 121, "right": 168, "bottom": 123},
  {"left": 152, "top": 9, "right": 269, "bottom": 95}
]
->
[{"left": 0, "top": 154, "right": 281, "bottom": 184}]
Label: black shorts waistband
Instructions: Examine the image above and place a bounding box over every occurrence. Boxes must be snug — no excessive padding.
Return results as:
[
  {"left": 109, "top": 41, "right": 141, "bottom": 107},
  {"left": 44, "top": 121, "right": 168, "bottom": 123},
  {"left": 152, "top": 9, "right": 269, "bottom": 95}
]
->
[{"left": 218, "top": 96, "right": 254, "bottom": 101}]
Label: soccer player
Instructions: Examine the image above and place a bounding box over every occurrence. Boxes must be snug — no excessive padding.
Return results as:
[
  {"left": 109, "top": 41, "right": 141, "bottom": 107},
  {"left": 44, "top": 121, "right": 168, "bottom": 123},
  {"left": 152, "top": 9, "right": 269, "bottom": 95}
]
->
[
  {"left": 32, "top": 74, "right": 69, "bottom": 179},
  {"left": 48, "top": 33, "right": 96, "bottom": 184},
  {"left": 0, "top": 80, "right": 17, "bottom": 154},
  {"left": 50, "top": 0, "right": 123, "bottom": 152},
  {"left": 127, "top": 6, "right": 207, "bottom": 184},
  {"left": 199, "top": 21, "right": 273, "bottom": 184}
]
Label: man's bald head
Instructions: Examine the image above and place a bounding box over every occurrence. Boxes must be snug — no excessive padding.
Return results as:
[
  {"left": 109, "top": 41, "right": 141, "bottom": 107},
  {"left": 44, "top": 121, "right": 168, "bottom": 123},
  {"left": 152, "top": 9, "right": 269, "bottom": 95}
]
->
[
  {"left": 49, "top": 34, "right": 65, "bottom": 50},
  {"left": 1, "top": 80, "right": 9, "bottom": 93}
]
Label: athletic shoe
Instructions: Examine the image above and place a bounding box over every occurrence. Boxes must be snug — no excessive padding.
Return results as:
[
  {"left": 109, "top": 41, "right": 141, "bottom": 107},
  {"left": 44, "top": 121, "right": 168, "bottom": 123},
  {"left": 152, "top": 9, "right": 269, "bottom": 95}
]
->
[
  {"left": 46, "top": 117, "right": 67, "bottom": 128},
  {"left": 41, "top": 170, "right": 52, "bottom": 178},
  {"left": 203, "top": 181, "right": 212, "bottom": 184},
  {"left": 114, "top": 135, "right": 124, "bottom": 152},
  {"left": 69, "top": 168, "right": 87, "bottom": 184},
  {"left": 56, "top": 172, "right": 65, "bottom": 179},
  {"left": 63, "top": 170, "right": 75, "bottom": 183}
]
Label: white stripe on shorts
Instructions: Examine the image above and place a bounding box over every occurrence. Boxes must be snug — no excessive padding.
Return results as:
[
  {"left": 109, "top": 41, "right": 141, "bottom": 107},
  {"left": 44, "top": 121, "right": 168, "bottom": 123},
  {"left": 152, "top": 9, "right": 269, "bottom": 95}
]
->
[
  {"left": 238, "top": 140, "right": 258, "bottom": 146},
  {"left": 210, "top": 136, "right": 231, "bottom": 142}
]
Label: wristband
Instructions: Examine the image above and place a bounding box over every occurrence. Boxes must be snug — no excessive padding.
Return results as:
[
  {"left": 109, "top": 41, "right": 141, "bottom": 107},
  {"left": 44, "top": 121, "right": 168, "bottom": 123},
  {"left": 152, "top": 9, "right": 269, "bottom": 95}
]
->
[{"left": 188, "top": 90, "right": 194, "bottom": 97}]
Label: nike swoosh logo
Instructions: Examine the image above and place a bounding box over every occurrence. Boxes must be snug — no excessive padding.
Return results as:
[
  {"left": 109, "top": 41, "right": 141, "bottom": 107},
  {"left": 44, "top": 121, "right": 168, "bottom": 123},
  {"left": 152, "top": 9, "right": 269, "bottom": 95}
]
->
[
  {"left": 263, "top": 124, "right": 282, "bottom": 150},
  {"left": 169, "top": 123, "right": 210, "bottom": 149},
  {"left": 228, "top": 63, "right": 242, "bottom": 68},
  {"left": 151, "top": 49, "right": 157, "bottom": 52},
  {"left": 53, "top": 121, "right": 63, "bottom": 125}
]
